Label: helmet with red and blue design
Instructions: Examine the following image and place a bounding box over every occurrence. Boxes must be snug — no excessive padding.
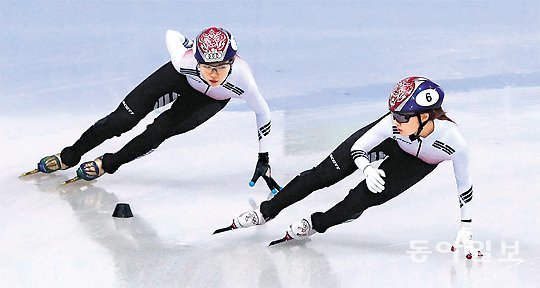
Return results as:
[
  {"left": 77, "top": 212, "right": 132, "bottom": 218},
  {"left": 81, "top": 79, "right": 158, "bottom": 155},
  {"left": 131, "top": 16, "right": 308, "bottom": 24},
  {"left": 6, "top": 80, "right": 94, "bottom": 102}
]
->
[
  {"left": 194, "top": 27, "right": 238, "bottom": 64},
  {"left": 388, "top": 76, "right": 444, "bottom": 114}
]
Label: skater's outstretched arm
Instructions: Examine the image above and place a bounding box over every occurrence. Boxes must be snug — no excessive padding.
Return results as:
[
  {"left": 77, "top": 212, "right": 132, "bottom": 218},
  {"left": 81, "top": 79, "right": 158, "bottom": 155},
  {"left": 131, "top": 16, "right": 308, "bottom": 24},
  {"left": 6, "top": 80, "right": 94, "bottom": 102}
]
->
[{"left": 239, "top": 62, "right": 281, "bottom": 194}]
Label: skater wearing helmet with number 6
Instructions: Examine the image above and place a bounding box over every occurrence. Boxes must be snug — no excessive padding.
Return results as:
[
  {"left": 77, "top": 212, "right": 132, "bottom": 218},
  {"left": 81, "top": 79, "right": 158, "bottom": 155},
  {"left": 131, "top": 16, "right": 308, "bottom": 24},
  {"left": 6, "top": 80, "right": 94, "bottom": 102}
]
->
[
  {"left": 21, "top": 27, "right": 281, "bottom": 193},
  {"left": 217, "top": 76, "right": 482, "bottom": 259}
]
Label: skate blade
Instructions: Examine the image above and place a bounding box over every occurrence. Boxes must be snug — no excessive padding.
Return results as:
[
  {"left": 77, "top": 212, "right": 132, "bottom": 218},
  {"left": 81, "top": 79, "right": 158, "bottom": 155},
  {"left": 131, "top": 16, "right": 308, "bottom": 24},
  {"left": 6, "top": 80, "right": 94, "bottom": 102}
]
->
[
  {"left": 268, "top": 232, "right": 293, "bottom": 246},
  {"left": 61, "top": 176, "right": 81, "bottom": 185},
  {"left": 19, "top": 169, "right": 40, "bottom": 177},
  {"left": 213, "top": 222, "right": 237, "bottom": 234}
]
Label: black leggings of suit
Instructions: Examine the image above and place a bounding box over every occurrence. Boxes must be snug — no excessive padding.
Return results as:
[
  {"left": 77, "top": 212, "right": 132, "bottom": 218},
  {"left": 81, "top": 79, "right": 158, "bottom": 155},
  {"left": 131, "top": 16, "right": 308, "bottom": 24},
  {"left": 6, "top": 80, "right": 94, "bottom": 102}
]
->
[
  {"left": 60, "top": 62, "right": 229, "bottom": 173},
  {"left": 259, "top": 114, "right": 438, "bottom": 233}
]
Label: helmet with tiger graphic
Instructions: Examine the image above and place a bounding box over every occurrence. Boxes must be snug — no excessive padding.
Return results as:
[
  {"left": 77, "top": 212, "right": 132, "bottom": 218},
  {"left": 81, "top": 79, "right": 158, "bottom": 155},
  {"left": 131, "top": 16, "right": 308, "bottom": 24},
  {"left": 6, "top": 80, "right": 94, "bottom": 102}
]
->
[
  {"left": 194, "top": 27, "right": 238, "bottom": 64},
  {"left": 388, "top": 76, "right": 444, "bottom": 114}
]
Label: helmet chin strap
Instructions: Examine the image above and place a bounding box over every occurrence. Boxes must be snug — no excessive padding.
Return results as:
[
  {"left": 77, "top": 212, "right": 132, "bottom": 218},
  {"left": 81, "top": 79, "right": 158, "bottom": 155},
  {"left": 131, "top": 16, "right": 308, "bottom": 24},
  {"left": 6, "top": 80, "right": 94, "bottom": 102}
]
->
[{"left": 408, "top": 114, "right": 429, "bottom": 141}]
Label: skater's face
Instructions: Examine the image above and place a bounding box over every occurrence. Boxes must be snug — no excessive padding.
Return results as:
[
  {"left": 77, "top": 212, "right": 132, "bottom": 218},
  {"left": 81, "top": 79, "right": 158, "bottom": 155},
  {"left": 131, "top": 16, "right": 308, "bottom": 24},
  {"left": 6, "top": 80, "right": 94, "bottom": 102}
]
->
[
  {"left": 393, "top": 112, "right": 429, "bottom": 136},
  {"left": 199, "top": 60, "right": 233, "bottom": 87}
]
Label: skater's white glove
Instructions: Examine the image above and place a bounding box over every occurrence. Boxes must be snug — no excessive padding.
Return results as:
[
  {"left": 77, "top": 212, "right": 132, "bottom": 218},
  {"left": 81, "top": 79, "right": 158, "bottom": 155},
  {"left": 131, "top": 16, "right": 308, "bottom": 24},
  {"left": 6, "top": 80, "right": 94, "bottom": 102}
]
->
[
  {"left": 451, "top": 221, "right": 483, "bottom": 259},
  {"left": 363, "top": 165, "right": 386, "bottom": 193}
]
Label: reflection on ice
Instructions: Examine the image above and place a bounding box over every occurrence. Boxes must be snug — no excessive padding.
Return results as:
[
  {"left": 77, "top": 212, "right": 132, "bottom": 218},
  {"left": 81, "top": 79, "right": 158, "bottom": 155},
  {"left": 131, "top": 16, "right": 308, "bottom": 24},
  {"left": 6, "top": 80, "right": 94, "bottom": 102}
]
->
[{"left": 21, "top": 175, "right": 192, "bottom": 287}]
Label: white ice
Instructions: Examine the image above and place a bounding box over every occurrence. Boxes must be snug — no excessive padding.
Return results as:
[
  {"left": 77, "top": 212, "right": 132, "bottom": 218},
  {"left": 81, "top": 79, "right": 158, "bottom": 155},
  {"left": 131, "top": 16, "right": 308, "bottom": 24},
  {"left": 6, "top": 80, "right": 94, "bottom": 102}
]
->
[{"left": 1, "top": 1, "right": 539, "bottom": 287}]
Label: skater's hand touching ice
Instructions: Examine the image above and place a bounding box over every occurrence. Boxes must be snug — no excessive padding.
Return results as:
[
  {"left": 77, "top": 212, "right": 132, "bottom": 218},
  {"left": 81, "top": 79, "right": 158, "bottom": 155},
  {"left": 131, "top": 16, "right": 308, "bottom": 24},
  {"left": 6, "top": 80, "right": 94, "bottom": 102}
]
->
[
  {"left": 451, "top": 221, "right": 483, "bottom": 259},
  {"left": 249, "top": 153, "right": 282, "bottom": 195}
]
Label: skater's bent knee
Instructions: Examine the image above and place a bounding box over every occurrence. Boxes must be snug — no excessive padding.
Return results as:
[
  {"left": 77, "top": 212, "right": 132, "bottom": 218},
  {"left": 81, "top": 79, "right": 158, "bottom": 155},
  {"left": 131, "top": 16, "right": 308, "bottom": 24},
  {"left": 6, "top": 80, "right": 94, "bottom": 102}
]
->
[
  {"left": 298, "top": 167, "right": 332, "bottom": 190},
  {"left": 101, "top": 107, "right": 141, "bottom": 136}
]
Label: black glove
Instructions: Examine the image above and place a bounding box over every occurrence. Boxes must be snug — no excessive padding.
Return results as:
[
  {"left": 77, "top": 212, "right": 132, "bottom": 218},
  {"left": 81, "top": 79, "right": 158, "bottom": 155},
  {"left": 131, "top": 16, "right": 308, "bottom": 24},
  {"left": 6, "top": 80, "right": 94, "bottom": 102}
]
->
[{"left": 249, "top": 152, "right": 282, "bottom": 194}]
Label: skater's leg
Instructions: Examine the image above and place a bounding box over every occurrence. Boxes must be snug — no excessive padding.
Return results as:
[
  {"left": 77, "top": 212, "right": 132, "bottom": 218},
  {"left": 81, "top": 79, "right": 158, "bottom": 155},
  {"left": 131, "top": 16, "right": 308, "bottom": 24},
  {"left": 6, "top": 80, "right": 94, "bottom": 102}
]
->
[
  {"left": 101, "top": 89, "right": 230, "bottom": 174},
  {"left": 260, "top": 155, "right": 356, "bottom": 219},
  {"left": 260, "top": 113, "right": 391, "bottom": 219},
  {"left": 311, "top": 141, "right": 438, "bottom": 233},
  {"left": 60, "top": 62, "right": 183, "bottom": 167}
]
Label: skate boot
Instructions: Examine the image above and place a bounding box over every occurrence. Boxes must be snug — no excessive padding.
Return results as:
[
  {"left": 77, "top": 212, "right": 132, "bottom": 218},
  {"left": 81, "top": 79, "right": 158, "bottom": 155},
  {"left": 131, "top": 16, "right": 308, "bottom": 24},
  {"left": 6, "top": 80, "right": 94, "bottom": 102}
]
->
[
  {"left": 287, "top": 218, "right": 316, "bottom": 240},
  {"left": 62, "top": 156, "right": 105, "bottom": 184},
  {"left": 20, "top": 153, "right": 70, "bottom": 177},
  {"left": 269, "top": 217, "right": 316, "bottom": 246},
  {"left": 213, "top": 209, "right": 268, "bottom": 234},
  {"left": 234, "top": 209, "right": 267, "bottom": 228}
]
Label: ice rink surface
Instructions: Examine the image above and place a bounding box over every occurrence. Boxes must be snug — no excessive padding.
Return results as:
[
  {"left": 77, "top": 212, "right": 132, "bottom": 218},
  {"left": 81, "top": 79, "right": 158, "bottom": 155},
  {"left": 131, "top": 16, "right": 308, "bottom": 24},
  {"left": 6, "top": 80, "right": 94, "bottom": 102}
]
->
[{"left": 1, "top": 1, "right": 539, "bottom": 287}]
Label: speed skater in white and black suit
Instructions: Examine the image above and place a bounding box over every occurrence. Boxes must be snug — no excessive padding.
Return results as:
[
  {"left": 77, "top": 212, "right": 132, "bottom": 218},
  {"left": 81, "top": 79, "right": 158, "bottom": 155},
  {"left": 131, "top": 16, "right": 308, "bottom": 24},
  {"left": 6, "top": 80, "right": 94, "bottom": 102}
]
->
[
  {"left": 24, "top": 27, "right": 281, "bottom": 193},
  {"left": 219, "top": 76, "right": 483, "bottom": 259}
]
